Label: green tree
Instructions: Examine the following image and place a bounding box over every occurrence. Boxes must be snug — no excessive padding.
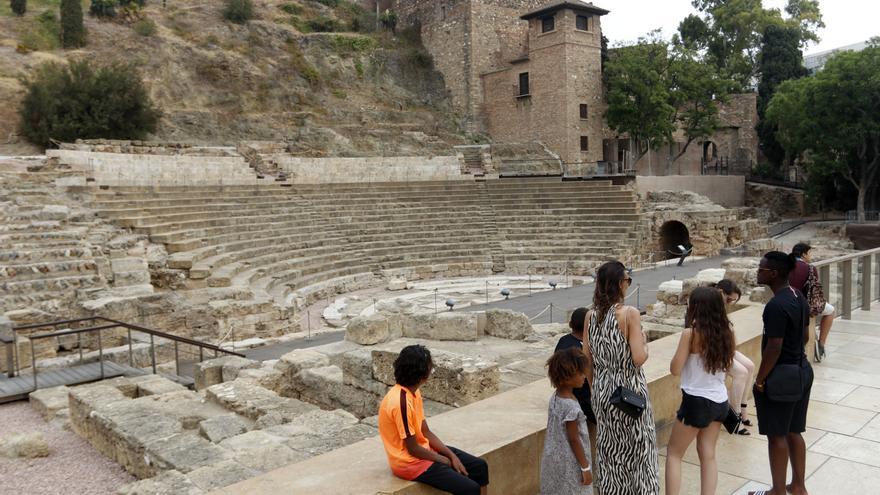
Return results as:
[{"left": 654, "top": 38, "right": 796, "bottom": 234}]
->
[
  {"left": 679, "top": 0, "right": 823, "bottom": 91},
  {"left": 604, "top": 33, "right": 732, "bottom": 174},
  {"left": 11, "top": 0, "right": 26, "bottom": 16},
  {"left": 19, "top": 60, "right": 160, "bottom": 148},
  {"left": 756, "top": 24, "right": 808, "bottom": 168},
  {"left": 89, "top": 0, "right": 117, "bottom": 18},
  {"left": 223, "top": 0, "right": 253, "bottom": 24},
  {"left": 60, "top": 0, "right": 86, "bottom": 48},
  {"left": 767, "top": 47, "right": 880, "bottom": 221}
]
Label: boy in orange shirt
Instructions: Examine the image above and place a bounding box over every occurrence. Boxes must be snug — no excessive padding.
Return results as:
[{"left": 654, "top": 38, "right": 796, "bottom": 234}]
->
[{"left": 378, "top": 345, "right": 489, "bottom": 495}]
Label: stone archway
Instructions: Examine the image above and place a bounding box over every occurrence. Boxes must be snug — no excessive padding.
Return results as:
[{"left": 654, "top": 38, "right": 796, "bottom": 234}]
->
[{"left": 659, "top": 220, "right": 691, "bottom": 260}]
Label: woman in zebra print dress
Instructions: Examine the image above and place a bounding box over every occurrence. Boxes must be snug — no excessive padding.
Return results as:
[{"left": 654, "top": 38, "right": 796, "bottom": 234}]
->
[{"left": 583, "top": 261, "right": 660, "bottom": 494}]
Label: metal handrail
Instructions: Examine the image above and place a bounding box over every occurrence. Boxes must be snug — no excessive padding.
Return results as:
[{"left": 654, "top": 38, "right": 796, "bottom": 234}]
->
[
  {"left": 812, "top": 246, "right": 880, "bottom": 267},
  {"left": 10, "top": 316, "right": 245, "bottom": 390}
]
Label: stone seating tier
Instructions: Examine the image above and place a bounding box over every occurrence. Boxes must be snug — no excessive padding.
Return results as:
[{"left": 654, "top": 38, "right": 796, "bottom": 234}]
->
[{"left": 90, "top": 179, "right": 642, "bottom": 308}]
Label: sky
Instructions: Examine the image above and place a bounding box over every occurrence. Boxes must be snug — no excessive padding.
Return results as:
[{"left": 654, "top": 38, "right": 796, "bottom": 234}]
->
[{"left": 600, "top": 0, "right": 878, "bottom": 56}]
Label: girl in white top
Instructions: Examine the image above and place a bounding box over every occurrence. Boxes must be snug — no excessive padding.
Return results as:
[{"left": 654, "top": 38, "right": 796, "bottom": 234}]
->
[{"left": 665, "top": 287, "right": 737, "bottom": 495}]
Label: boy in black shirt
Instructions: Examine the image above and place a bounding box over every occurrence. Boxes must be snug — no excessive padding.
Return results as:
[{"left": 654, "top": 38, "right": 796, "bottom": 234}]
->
[{"left": 749, "top": 252, "right": 813, "bottom": 495}]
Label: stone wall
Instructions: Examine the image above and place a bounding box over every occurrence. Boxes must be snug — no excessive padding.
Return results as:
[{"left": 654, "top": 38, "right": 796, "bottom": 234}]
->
[
  {"left": 636, "top": 175, "right": 746, "bottom": 207},
  {"left": 270, "top": 155, "right": 466, "bottom": 183},
  {"left": 745, "top": 182, "right": 806, "bottom": 221}
]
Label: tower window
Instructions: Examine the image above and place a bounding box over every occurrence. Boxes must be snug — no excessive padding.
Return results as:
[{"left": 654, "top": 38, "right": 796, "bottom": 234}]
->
[
  {"left": 541, "top": 15, "right": 555, "bottom": 33},
  {"left": 576, "top": 15, "right": 590, "bottom": 31},
  {"left": 518, "top": 72, "right": 530, "bottom": 96},
  {"left": 580, "top": 136, "right": 589, "bottom": 151},
  {"left": 579, "top": 104, "right": 589, "bottom": 120}
]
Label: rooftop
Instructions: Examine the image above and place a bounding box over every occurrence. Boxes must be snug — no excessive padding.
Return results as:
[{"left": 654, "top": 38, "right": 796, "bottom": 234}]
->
[{"left": 521, "top": 0, "right": 609, "bottom": 20}]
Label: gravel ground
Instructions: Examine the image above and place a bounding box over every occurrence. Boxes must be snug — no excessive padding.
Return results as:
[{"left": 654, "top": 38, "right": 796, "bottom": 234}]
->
[{"left": 0, "top": 401, "right": 135, "bottom": 495}]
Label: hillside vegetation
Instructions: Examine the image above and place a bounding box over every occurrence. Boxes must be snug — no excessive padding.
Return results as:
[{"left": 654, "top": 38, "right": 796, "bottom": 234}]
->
[{"left": 0, "top": 0, "right": 466, "bottom": 155}]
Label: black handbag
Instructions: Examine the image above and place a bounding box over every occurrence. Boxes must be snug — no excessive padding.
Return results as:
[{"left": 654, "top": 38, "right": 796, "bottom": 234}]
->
[
  {"left": 723, "top": 406, "right": 742, "bottom": 434},
  {"left": 610, "top": 385, "right": 646, "bottom": 419}
]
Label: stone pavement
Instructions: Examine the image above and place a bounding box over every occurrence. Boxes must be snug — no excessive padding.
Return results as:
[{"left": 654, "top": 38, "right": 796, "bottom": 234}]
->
[
  {"left": 659, "top": 307, "right": 880, "bottom": 494},
  {"left": 465, "top": 255, "right": 731, "bottom": 323}
]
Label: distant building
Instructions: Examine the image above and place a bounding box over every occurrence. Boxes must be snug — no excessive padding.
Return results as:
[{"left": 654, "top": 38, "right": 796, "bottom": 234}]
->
[
  {"left": 396, "top": 0, "right": 758, "bottom": 176},
  {"left": 804, "top": 41, "right": 870, "bottom": 74}
]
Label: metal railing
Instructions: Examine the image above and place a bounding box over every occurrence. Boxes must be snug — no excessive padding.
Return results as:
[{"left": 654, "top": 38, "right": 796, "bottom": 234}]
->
[
  {"left": 9, "top": 316, "right": 245, "bottom": 391},
  {"left": 845, "top": 210, "right": 880, "bottom": 223},
  {"left": 814, "top": 247, "right": 880, "bottom": 319}
]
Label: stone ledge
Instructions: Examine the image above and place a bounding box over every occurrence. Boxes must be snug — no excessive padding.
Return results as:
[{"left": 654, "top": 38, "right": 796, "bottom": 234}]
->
[{"left": 210, "top": 304, "right": 765, "bottom": 495}]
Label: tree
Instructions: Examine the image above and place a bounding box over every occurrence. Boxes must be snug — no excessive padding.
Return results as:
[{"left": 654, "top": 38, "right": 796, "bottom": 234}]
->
[
  {"left": 60, "top": 0, "right": 86, "bottom": 48},
  {"left": 604, "top": 33, "right": 732, "bottom": 174},
  {"left": 10, "top": 0, "right": 26, "bottom": 16},
  {"left": 19, "top": 60, "right": 161, "bottom": 148},
  {"left": 679, "top": 0, "right": 823, "bottom": 91},
  {"left": 756, "top": 24, "right": 808, "bottom": 168},
  {"left": 89, "top": 0, "right": 117, "bottom": 18},
  {"left": 767, "top": 47, "right": 880, "bottom": 221}
]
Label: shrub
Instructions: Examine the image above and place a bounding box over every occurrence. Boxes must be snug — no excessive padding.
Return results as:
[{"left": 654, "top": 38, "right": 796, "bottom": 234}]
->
[
  {"left": 11, "top": 0, "right": 26, "bottom": 16},
  {"left": 278, "top": 2, "right": 301, "bottom": 15},
  {"left": 89, "top": 0, "right": 117, "bottom": 18},
  {"left": 19, "top": 10, "right": 60, "bottom": 51},
  {"left": 306, "top": 15, "right": 338, "bottom": 32},
  {"left": 118, "top": 0, "right": 146, "bottom": 6},
  {"left": 379, "top": 9, "right": 397, "bottom": 33},
  {"left": 331, "top": 35, "right": 376, "bottom": 55},
  {"left": 223, "top": 0, "right": 253, "bottom": 24},
  {"left": 60, "top": 0, "right": 86, "bottom": 48},
  {"left": 19, "top": 60, "right": 160, "bottom": 147},
  {"left": 310, "top": 0, "right": 338, "bottom": 7},
  {"left": 132, "top": 18, "right": 156, "bottom": 36}
]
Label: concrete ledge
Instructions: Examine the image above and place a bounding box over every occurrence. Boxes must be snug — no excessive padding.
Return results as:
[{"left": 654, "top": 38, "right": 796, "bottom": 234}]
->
[
  {"left": 212, "top": 305, "right": 765, "bottom": 495},
  {"left": 272, "top": 156, "right": 468, "bottom": 183}
]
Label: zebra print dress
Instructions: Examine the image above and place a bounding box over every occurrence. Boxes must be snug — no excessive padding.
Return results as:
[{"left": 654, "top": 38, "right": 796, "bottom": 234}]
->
[{"left": 587, "top": 306, "right": 660, "bottom": 494}]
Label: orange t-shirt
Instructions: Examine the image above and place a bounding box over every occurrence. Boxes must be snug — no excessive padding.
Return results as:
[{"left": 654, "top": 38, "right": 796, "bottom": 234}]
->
[{"left": 378, "top": 384, "right": 433, "bottom": 480}]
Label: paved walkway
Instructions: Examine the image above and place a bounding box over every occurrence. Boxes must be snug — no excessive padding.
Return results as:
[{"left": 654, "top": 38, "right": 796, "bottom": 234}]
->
[
  {"left": 465, "top": 256, "right": 730, "bottom": 323},
  {"left": 660, "top": 306, "right": 880, "bottom": 494}
]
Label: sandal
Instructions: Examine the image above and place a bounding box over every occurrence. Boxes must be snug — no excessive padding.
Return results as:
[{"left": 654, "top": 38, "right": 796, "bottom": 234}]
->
[
  {"left": 747, "top": 491, "right": 770, "bottom": 495},
  {"left": 736, "top": 427, "right": 751, "bottom": 435},
  {"left": 741, "top": 404, "right": 754, "bottom": 426}
]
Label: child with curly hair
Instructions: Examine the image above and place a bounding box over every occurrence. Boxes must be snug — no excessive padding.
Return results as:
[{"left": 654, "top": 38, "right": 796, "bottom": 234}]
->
[{"left": 540, "top": 347, "right": 593, "bottom": 494}]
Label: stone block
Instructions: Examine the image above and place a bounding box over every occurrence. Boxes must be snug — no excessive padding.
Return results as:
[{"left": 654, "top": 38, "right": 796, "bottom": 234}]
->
[
  {"left": 402, "top": 312, "right": 479, "bottom": 341},
  {"left": 387, "top": 278, "right": 408, "bottom": 291},
  {"left": 132, "top": 375, "right": 188, "bottom": 397},
  {"left": 194, "top": 356, "right": 258, "bottom": 391},
  {"left": 263, "top": 409, "right": 360, "bottom": 440},
  {"left": 236, "top": 366, "right": 284, "bottom": 393},
  {"left": 345, "top": 314, "right": 399, "bottom": 345},
  {"left": 29, "top": 385, "right": 70, "bottom": 421},
  {"left": 340, "top": 348, "right": 387, "bottom": 395},
  {"left": 218, "top": 431, "right": 308, "bottom": 472},
  {"left": 750, "top": 286, "right": 773, "bottom": 303},
  {"left": 657, "top": 280, "right": 684, "bottom": 305},
  {"left": 117, "top": 470, "right": 204, "bottom": 495},
  {"left": 186, "top": 460, "right": 260, "bottom": 492},
  {"left": 372, "top": 348, "right": 499, "bottom": 406},
  {"left": 199, "top": 414, "right": 250, "bottom": 444},
  {"left": 484, "top": 309, "right": 533, "bottom": 340},
  {"left": 146, "top": 433, "right": 230, "bottom": 474},
  {"left": 205, "top": 380, "right": 317, "bottom": 423},
  {"left": 68, "top": 384, "right": 129, "bottom": 438},
  {"left": 286, "top": 423, "right": 378, "bottom": 457},
  {"left": 0, "top": 432, "right": 50, "bottom": 458},
  {"left": 292, "top": 365, "right": 382, "bottom": 418},
  {"left": 275, "top": 349, "right": 330, "bottom": 377}
]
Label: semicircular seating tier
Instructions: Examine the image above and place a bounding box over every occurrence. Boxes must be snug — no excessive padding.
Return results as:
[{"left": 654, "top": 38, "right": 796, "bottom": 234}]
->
[{"left": 90, "top": 178, "right": 641, "bottom": 309}]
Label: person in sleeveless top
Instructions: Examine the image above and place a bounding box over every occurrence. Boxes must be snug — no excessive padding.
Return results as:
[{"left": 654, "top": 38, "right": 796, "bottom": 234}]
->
[
  {"left": 582, "top": 261, "right": 660, "bottom": 495},
  {"left": 665, "top": 287, "right": 737, "bottom": 495},
  {"left": 790, "top": 243, "right": 834, "bottom": 362}
]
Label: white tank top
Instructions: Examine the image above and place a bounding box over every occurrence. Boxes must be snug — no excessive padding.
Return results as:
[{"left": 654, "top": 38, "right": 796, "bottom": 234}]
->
[{"left": 680, "top": 353, "right": 728, "bottom": 403}]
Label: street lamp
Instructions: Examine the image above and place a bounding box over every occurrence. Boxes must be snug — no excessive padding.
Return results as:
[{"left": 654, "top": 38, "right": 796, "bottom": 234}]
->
[
  {"left": 500, "top": 288, "right": 510, "bottom": 300},
  {"left": 445, "top": 299, "right": 456, "bottom": 311}
]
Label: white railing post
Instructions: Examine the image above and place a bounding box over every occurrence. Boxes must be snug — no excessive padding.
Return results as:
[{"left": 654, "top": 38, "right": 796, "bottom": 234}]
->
[
  {"left": 842, "top": 260, "right": 853, "bottom": 320},
  {"left": 863, "top": 255, "right": 873, "bottom": 311}
]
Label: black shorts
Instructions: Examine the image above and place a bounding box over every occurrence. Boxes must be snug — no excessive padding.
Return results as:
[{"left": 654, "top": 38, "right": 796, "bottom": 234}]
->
[
  {"left": 676, "top": 391, "right": 729, "bottom": 428},
  {"left": 414, "top": 446, "right": 489, "bottom": 495},
  {"left": 754, "top": 362, "right": 814, "bottom": 437}
]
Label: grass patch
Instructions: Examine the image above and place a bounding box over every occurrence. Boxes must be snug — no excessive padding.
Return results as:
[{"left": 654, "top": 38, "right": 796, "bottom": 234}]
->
[
  {"left": 279, "top": 2, "right": 302, "bottom": 15},
  {"left": 285, "top": 38, "right": 322, "bottom": 86},
  {"left": 18, "top": 9, "right": 61, "bottom": 51},
  {"left": 132, "top": 18, "right": 156, "bottom": 36},
  {"left": 330, "top": 34, "right": 376, "bottom": 55},
  {"left": 331, "top": 88, "right": 346, "bottom": 98}
]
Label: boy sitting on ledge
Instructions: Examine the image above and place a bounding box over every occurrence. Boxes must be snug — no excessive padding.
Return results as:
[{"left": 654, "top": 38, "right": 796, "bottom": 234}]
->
[{"left": 378, "top": 344, "right": 489, "bottom": 495}]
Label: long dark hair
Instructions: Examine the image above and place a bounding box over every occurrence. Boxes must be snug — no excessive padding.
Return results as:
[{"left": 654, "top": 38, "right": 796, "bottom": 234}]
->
[
  {"left": 685, "top": 287, "right": 735, "bottom": 374},
  {"left": 592, "top": 261, "right": 627, "bottom": 322}
]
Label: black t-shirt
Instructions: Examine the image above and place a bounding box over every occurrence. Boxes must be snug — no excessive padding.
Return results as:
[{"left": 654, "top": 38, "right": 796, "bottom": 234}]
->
[
  {"left": 555, "top": 333, "right": 596, "bottom": 424},
  {"left": 762, "top": 286, "right": 810, "bottom": 365}
]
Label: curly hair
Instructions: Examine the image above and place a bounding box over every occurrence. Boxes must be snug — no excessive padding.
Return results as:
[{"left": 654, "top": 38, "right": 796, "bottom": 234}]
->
[
  {"left": 685, "top": 287, "right": 735, "bottom": 374},
  {"left": 714, "top": 279, "right": 742, "bottom": 302},
  {"left": 393, "top": 345, "right": 433, "bottom": 388},
  {"left": 592, "top": 261, "right": 627, "bottom": 323},
  {"left": 546, "top": 347, "right": 588, "bottom": 388}
]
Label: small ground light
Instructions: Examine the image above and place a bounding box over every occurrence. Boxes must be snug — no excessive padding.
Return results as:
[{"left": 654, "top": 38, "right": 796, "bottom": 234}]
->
[
  {"left": 445, "top": 299, "right": 456, "bottom": 311},
  {"left": 500, "top": 288, "right": 510, "bottom": 300},
  {"left": 549, "top": 281, "right": 557, "bottom": 290}
]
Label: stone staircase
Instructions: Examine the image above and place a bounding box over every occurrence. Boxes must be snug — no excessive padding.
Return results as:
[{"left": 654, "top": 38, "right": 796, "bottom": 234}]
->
[{"left": 89, "top": 178, "right": 642, "bottom": 310}]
